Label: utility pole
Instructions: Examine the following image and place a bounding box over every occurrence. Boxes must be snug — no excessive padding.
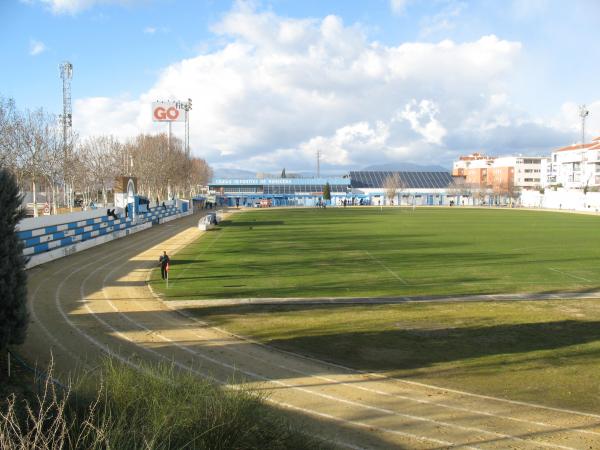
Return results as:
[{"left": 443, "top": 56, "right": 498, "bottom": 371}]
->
[
  {"left": 316, "top": 150, "right": 321, "bottom": 178},
  {"left": 579, "top": 104, "right": 590, "bottom": 149},
  {"left": 59, "top": 61, "right": 73, "bottom": 211},
  {"left": 184, "top": 98, "right": 192, "bottom": 158}
]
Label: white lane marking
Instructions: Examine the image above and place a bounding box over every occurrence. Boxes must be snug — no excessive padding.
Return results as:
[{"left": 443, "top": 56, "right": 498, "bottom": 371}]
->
[
  {"left": 145, "top": 225, "right": 600, "bottom": 442},
  {"left": 273, "top": 399, "right": 462, "bottom": 449},
  {"left": 365, "top": 251, "right": 408, "bottom": 284},
  {"left": 549, "top": 268, "right": 593, "bottom": 283},
  {"left": 150, "top": 290, "right": 600, "bottom": 439},
  {"left": 56, "top": 246, "right": 362, "bottom": 450},
  {"left": 51, "top": 225, "right": 185, "bottom": 373},
  {"left": 30, "top": 276, "right": 80, "bottom": 362},
  {"left": 157, "top": 302, "right": 600, "bottom": 444},
  {"left": 88, "top": 237, "right": 493, "bottom": 448},
  {"left": 28, "top": 222, "right": 179, "bottom": 367},
  {"left": 53, "top": 215, "right": 368, "bottom": 450},
  {"left": 97, "top": 253, "right": 583, "bottom": 448},
  {"left": 180, "top": 304, "right": 600, "bottom": 425},
  {"left": 35, "top": 213, "right": 596, "bottom": 448}
]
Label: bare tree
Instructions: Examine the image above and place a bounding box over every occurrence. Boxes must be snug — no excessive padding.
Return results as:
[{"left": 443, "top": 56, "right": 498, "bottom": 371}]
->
[
  {"left": 383, "top": 173, "right": 403, "bottom": 206},
  {"left": 1, "top": 97, "right": 214, "bottom": 214},
  {"left": 0, "top": 97, "right": 19, "bottom": 171},
  {"left": 447, "top": 176, "right": 465, "bottom": 205},
  {"left": 14, "top": 108, "right": 60, "bottom": 217},
  {"left": 39, "top": 124, "right": 63, "bottom": 214},
  {"left": 188, "top": 157, "right": 213, "bottom": 197},
  {"left": 78, "top": 135, "right": 122, "bottom": 206}
]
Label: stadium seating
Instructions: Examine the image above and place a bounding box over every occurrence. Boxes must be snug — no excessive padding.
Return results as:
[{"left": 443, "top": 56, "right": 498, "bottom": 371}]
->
[{"left": 19, "top": 204, "right": 180, "bottom": 257}]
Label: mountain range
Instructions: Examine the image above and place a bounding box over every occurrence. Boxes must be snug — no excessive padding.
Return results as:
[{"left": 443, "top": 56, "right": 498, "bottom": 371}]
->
[{"left": 212, "top": 163, "right": 450, "bottom": 180}]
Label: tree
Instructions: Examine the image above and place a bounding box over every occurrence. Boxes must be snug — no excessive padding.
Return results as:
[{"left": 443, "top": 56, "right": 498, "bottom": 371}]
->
[
  {"left": 383, "top": 173, "right": 402, "bottom": 206},
  {"left": 14, "top": 108, "right": 59, "bottom": 217},
  {"left": 323, "top": 182, "right": 331, "bottom": 201},
  {"left": 0, "top": 169, "right": 28, "bottom": 350},
  {"left": 447, "top": 176, "right": 467, "bottom": 205}
]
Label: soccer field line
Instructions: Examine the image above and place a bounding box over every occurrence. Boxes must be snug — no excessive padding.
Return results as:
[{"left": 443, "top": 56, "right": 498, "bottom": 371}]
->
[
  {"left": 168, "top": 228, "right": 225, "bottom": 285},
  {"left": 38, "top": 214, "right": 600, "bottom": 448},
  {"left": 84, "top": 223, "right": 580, "bottom": 449},
  {"left": 364, "top": 250, "right": 408, "bottom": 285},
  {"left": 549, "top": 267, "right": 593, "bottom": 283},
  {"left": 89, "top": 250, "right": 490, "bottom": 449}
]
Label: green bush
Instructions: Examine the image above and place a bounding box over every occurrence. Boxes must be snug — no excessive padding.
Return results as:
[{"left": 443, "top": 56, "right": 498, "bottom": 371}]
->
[{"left": 0, "top": 169, "right": 29, "bottom": 351}]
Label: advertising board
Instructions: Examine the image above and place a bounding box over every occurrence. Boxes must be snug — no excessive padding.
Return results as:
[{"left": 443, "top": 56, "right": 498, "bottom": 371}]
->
[{"left": 152, "top": 101, "right": 186, "bottom": 122}]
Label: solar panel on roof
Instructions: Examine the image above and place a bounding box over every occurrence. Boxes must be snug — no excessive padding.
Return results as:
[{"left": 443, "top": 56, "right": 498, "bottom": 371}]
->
[{"left": 349, "top": 171, "right": 452, "bottom": 189}]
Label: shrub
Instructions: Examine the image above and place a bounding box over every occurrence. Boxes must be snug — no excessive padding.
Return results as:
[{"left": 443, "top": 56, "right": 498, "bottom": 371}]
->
[{"left": 0, "top": 169, "right": 28, "bottom": 351}]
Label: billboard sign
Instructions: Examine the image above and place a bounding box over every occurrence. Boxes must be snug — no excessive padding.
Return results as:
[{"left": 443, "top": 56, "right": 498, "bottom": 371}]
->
[{"left": 152, "top": 101, "right": 186, "bottom": 122}]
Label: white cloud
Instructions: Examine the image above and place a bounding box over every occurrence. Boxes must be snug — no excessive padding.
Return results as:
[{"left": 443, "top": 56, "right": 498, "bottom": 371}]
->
[
  {"left": 400, "top": 100, "right": 447, "bottom": 145},
  {"left": 33, "top": 0, "right": 130, "bottom": 15},
  {"left": 74, "top": 3, "right": 589, "bottom": 172},
  {"left": 390, "top": 0, "right": 410, "bottom": 15},
  {"left": 143, "top": 25, "right": 170, "bottom": 35},
  {"left": 29, "top": 39, "right": 46, "bottom": 56},
  {"left": 419, "top": 1, "right": 466, "bottom": 38}
]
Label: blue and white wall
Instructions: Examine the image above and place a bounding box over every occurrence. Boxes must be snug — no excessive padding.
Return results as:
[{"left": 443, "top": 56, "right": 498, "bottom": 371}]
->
[{"left": 19, "top": 203, "right": 191, "bottom": 269}]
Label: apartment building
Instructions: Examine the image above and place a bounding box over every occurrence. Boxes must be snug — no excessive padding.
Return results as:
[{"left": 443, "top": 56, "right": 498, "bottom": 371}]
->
[
  {"left": 545, "top": 136, "right": 600, "bottom": 189},
  {"left": 452, "top": 153, "right": 545, "bottom": 191},
  {"left": 452, "top": 153, "right": 492, "bottom": 186}
]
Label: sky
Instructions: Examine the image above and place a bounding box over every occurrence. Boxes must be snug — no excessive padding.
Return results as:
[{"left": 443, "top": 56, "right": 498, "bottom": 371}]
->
[{"left": 3, "top": 0, "right": 600, "bottom": 173}]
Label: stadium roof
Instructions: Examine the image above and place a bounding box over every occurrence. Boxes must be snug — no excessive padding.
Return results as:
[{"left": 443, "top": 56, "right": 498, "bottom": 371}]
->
[{"left": 349, "top": 171, "right": 453, "bottom": 189}]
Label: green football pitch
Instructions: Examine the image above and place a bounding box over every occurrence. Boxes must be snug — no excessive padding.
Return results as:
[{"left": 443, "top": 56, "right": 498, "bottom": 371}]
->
[{"left": 150, "top": 207, "right": 600, "bottom": 300}]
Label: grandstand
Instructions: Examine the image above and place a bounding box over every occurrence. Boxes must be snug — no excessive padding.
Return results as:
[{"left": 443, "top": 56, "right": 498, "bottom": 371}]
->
[
  {"left": 209, "top": 170, "right": 454, "bottom": 207},
  {"left": 19, "top": 202, "right": 187, "bottom": 268}
]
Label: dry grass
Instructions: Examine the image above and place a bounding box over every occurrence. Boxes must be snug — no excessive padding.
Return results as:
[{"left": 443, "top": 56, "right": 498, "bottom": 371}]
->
[{"left": 0, "top": 357, "right": 329, "bottom": 450}]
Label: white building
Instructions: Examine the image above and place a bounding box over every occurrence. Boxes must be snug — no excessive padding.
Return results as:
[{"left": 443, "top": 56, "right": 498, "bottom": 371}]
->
[
  {"left": 545, "top": 136, "right": 600, "bottom": 189},
  {"left": 452, "top": 153, "right": 546, "bottom": 191},
  {"left": 493, "top": 156, "right": 546, "bottom": 190}
]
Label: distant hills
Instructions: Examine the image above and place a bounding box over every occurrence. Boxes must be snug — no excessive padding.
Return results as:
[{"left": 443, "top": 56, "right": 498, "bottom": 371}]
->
[
  {"left": 212, "top": 168, "right": 257, "bottom": 179},
  {"left": 212, "top": 163, "right": 449, "bottom": 180},
  {"left": 360, "top": 162, "right": 449, "bottom": 172}
]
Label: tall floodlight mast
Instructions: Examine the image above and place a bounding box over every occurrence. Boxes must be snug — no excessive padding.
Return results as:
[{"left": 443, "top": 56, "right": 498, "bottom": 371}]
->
[
  {"left": 59, "top": 61, "right": 73, "bottom": 210},
  {"left": 579, "top": 104, "right": 590, "bottom": 149}
]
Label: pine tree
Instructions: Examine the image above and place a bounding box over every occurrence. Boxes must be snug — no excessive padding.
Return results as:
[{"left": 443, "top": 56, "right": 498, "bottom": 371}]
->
[
  {"left": 323, "top": 182, "right": 331, "bottom": 201},
  {"left": 0, "top": 169, "right": 28, "bottom": 350}
]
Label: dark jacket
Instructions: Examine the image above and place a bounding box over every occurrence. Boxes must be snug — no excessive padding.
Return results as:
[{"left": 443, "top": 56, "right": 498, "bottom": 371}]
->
[{"left": 159, "top": 255, "right": 170, "bottom": 267}]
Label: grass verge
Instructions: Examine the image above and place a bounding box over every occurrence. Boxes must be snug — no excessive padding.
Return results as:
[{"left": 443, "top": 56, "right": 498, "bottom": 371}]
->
[{"left": 0, "top": 356, "right": 330, "bottom": 449}]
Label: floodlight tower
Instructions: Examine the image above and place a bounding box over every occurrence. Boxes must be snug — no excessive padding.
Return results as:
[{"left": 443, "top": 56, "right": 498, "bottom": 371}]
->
[
  {"left": 579, "top": 104, "right": 590, "bottom": 148},
  {"left": 60, "top": 61, "right": 73, "bottom": 209},
  {"left": 59, "top": 61, "right": 73, "bottom": 156}
]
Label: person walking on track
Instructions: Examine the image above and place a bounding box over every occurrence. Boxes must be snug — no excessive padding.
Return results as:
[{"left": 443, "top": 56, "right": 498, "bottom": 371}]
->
[{"left": 159, "top": 251, "right": 170, "bottom": 280}]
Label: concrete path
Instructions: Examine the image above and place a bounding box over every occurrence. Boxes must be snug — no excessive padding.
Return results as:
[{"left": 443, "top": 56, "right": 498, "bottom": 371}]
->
[
  {"left": 165, "top": 290, "right": 600, "bottom": 309},
  {"left": 20, "top": 212, "right": 600, "bottom": 449}
]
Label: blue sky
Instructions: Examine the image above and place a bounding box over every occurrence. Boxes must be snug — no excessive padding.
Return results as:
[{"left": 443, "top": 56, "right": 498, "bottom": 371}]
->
[{"left": 3, "top": 0, "right": 600, "bottom": 171}]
